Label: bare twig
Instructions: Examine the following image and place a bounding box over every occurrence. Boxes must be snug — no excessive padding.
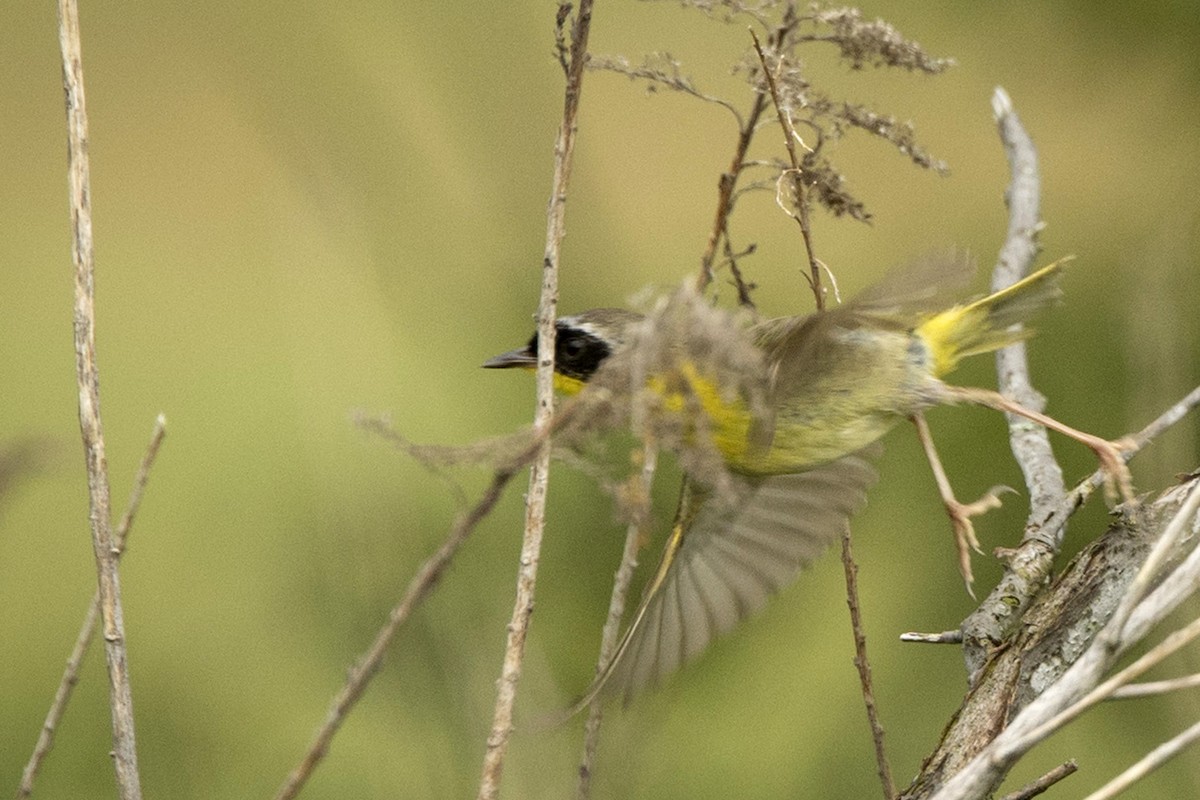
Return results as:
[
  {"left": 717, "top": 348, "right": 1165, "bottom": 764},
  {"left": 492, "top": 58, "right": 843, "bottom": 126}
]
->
[
  {"left": 841, "top": 528, "right": 895, "bottom": 799},
  {"left": 17, "top": 415, "right": 166, "bottom": 799},
  {"left": 904, "top": 392, "right": 1200, "bottom": 798},
  {"left": 274, "top": 462, "right": 525, "bottom": 800},
  {"left": 988, "top": 86, "right": 1063, "bottom": 517},
  {"left": 577, "top": 445, "right": 656, "bottom": 800},
  {"left": 277, "top": 395, "right": 587, "bottom": 800},
  {"left": 995, "top": 760, "right": 1078, "bottom": 800},
  {"left": 1080, "top": 720, "right": 1200, "bottom": 800},
  {"left": 926, "top": 478, "right": 1200, "bottom": 800},
  {"left": 959, "top": 87, "right": 1064, "bottom": 678},
  {"left": 697, "top": 71, "right": 768, "bottom": 292},
  {"left": 696, "top": 13, "right": 807, "bottom": 294},
  {"left": 1125, "top": 384, "right": 1200, "bottom": 454},
  {"left": 1043, "top": 384, "right": 1200, "bottom": 529},
  {"left": 1110, "top": 673, "right": 1200, "bottom": 699},
  {"left": 57, "top": 2, "right": 142, "bottom": 797},
  {"left": 720, "top": 239, "right": 757, "bottom": 309},
  {"left": 750, "top": 29, "right": 824, "bottom": 310},
  {"left": 476, "top": 3, "right": 595, "bottom": 798},
  {"left": 899, "top": 630, "right": 963, "bottom": 645},
  {"left": 19, "top": 603, "right": 100, "bottom": 800}
]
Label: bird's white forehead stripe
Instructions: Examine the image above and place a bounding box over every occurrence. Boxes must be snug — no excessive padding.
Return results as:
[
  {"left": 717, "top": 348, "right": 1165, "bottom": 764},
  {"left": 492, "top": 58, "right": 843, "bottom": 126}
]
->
[{"left": 559, "top": 318, "right": 603, "bottom": 340}]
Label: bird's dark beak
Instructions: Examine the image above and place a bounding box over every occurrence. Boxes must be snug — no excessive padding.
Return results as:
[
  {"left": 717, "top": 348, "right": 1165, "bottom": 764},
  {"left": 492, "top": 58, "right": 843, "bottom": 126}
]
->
[{"left": 482, "top": 347, "right": 537, "bottom": 370}]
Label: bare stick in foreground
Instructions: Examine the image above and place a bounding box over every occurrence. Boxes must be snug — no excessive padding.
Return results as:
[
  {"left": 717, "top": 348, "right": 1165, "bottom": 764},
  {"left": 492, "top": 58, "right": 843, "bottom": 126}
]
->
[
  {"left": 750, "top": 29, "right": 824, "bottom": 310},
  {"left": 477, "top": 3, "right": 595, "bottom": 798},
  {"left": 996, "top": 760, "right": 1078, "bottom": 800},
  {"left": 1079, "top": 719, "right": 1200, "bottom": 800},
  {"left": 271, "top": 408, "right": 574, "bottom": 800},
  {"left": 925, "top": 477, "right": 1200, "bottom": 800},
  {"left": 57, "top": 2, "right": 143, "bottom": 798},
  {"left": 902, "top": 384, "right": 1200, "bottom": 799},
  {"left": 959, "top": 87, "right": 1064, "bottom": 671},
  {"left": 842, "top": 528, "right": 896, "bottom": 800},
  {"left": 576, "top": 446, "right": 655, "bottom": 800},
  {"left": 17, "top": 415, "right": 166, "bottom": 799}
]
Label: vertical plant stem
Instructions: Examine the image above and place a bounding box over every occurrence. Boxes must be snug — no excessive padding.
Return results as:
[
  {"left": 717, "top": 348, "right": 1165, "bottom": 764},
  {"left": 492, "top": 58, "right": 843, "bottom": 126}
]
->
[
  {"left": 17, "top": 416, "right": 166, "bottom": 799},
  {"left": 56, "top": 2, "right": 143, "bottom": 798},
  {"left": 476, "top": 3, "right": 596, "bottom": 798},
  {"left": 960, "top": 87, "right": 1064, "bottom": 678},
  {"left": 841, "top": 530, "right": 895, "bottom": 800},
  {"left": 750, "top": 29, "right": 824, "bottom": 310},
  {"left": 576, "top": 446, "right": 656, "bottom": 800}
]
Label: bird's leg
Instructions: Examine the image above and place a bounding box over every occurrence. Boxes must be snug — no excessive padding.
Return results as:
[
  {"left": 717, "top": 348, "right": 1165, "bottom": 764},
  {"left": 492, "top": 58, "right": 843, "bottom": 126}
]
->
[
  {"left": 942, "top": 385, "right": 1135, "bottom": 504},
  {"left": 912, "top": 412, "right": 1012, "bottom": 595}
]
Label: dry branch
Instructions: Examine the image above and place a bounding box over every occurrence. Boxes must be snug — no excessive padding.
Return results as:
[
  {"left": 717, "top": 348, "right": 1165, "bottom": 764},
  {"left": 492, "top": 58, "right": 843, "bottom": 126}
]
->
[
  {"left": 56, "top": 2, "right": 143, "bottom": 797},
  {"left": 917, "top": 476, "right": 1200, "bottom": 799},
  {"left": 957, "top": 89, "right": 1064, "bottom": 678},
  {"left": 476, "top": 3, "right": 595, "bottom": 798},
  {"left": 750, "top": 29, "right": 824, "bottom": 310},
  {"left": 842, "top": 528, "right": 895, "bottom": 799},
  {"left": 903, "top": 472, "right": 1200, "bottom": 798},
  {"left": 576, "top": 445, "right": 656, "bottom": 800},
  {"left": 996, "top": 760, "right": 1077, "bottom": 800},
  {"left": 900, "top": 86, "right": 1200, "bottom": 800},
  {"left": 274, "top": 460, "right": 527, "bottom": 800},
  {"left": 17, "top": 416, "right": 166, "bottom": 799}
]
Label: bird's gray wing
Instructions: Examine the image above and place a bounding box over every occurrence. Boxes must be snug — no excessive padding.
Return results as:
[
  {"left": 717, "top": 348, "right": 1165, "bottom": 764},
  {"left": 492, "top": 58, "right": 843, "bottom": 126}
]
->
[{"left": 576, "top": 445, "right": 880, "bottom": 709}]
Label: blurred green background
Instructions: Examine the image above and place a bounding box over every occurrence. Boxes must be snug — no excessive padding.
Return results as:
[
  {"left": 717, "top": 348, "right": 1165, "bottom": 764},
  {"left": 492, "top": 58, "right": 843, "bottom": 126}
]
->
[{"left": 3, "top": 1, "right": 1199, "bottom": 798}]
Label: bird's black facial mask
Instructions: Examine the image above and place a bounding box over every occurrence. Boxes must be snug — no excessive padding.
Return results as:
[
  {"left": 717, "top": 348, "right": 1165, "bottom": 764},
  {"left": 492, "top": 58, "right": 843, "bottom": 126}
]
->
[
  {"left": 550, "top": 323, "right": 613, "bottom": 382},
  {"left": 481, "top": 320, "right": 613, "bottom": 383}
]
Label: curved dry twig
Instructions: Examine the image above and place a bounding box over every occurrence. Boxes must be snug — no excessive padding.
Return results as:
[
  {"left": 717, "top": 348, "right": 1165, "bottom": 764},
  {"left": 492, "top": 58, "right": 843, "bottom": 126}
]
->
[
  {"left": 842, "top": 528, "right": 896, "bottom": 800},
  {"left": 959, "top": 87, "right": 1065, "bottom": 676},
  {"left": 1109, "top": 673, "right": 1200, "bottom": 700},
  {"left": 995, "top": 760, "right": 1078, "bottom": 800}
]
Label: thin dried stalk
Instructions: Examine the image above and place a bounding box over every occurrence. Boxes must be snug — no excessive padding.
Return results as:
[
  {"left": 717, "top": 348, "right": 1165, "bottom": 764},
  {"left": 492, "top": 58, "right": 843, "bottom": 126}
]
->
[
  {"left": 750, "top": 29, "right": 824, "bottom": 310},
  {"left": 841, "top": 529, "right": 895, "bottom": 800},
  {"left": 995, "top": 760, "right": 1078, "bottom": 800},
  {"left": 576, "top": 446, "right": 656, "bottom": 800},
  {"left": 1080, "top": 720, "right": 1200, "bottom": 800},
  {"left": 273, "top": 453, "right": 534, "bottom": 800},
  {"left": 1110, "top": 673, "right": 1200, "bottom": 700},
  {"left": 57, "top": 2, "right": 142, "bottom": 797},
  {"left": 476, "top": 3, "right": 595, "bottom": 798},
  {"left": 16, "top": 416, "right": 166, "bottom": 799}
]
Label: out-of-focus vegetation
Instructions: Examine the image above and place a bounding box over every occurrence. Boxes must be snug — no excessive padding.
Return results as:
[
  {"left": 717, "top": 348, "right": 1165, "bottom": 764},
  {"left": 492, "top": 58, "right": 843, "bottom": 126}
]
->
[{"left": 1, "top": 2, "right": 1198, "bottom": 798}]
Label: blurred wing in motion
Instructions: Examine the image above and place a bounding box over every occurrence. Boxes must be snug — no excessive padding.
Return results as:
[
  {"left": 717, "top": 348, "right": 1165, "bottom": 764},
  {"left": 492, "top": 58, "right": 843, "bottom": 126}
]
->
[{"left": 572, "top": 445, "right": 880, "bottom": 711}]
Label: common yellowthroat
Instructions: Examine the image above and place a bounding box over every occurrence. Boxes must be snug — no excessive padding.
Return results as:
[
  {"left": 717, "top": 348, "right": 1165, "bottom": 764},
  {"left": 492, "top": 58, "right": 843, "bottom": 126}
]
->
[{"left": 484, "top": 254, "right": 1131, "bottom": 706}]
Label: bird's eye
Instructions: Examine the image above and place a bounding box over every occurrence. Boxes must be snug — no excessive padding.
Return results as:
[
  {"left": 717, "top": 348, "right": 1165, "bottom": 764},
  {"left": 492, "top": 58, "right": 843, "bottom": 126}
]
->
[{"left": 561, "top": 337, "right": 585, "bottom": 361}]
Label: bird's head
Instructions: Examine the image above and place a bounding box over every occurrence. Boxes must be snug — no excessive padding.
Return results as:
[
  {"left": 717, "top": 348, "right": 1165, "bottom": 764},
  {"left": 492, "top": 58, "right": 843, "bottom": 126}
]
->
[{"left": 483, "top": 309, "right": 643, "bottom": 395}]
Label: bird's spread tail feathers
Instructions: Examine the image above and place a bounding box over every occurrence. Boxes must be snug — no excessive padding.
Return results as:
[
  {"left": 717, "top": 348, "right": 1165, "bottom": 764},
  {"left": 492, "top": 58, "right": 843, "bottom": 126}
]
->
[{"left": 916, "top": 257, "right": 1071, "bottom": 377}]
